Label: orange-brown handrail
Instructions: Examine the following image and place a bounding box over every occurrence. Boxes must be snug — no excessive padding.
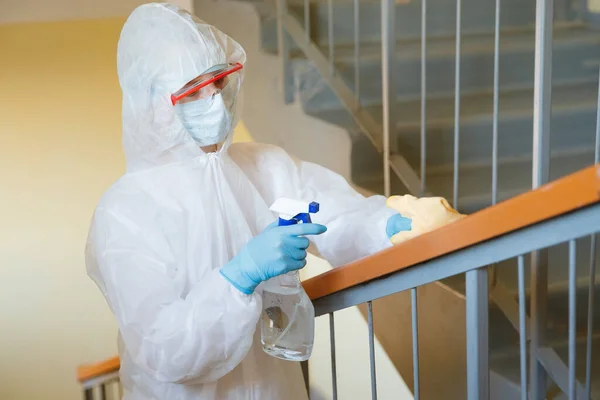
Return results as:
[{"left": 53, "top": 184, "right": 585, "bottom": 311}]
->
[
  {"left": 77, "top": 355, "right": 120, "bottom": 383},
  {"left": 303, "top": 164, "right": 600, "bottom": 300},
  {"left": 77, "top": 164, "right": 600, "bottom": 384}
]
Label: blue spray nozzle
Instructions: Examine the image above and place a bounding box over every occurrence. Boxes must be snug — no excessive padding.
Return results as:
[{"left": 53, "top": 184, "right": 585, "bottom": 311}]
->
[{"left": 269, "top": 198, "right": 320, "bottom": 226}]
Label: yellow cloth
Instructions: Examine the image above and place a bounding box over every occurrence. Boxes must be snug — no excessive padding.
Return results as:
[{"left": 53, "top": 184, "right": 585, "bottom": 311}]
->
[{"left": 386, "top": 195, "right": 466, "bottom": 245}]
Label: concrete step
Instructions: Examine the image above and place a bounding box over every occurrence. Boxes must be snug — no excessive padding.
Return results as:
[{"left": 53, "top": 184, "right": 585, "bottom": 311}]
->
[
  {"left": 257, "top": 0, "right": 578, "bottom": 52},
  {"left": 307, "top": 80, "right": 599, "bottom": 169},
  {"left": 424, "top": 149, "right": 596, "bottom": 208},
  {"left": 485, "top": 285, "right": 600, "bottom": 357},
  {"left": 363, "top": 275, "right": 600, "bottom": 399},
  {"left": 491, "top": 337, "right": 600, "bottom": 398},
  {"left": 296, "top": 24, "right": 600, "bottom": 110},
  {"left": 352, "top": 147, "right": 597, "bottom": 213},
  {"left": 442, "top": 252, "right": 600, "bottom": 324}
]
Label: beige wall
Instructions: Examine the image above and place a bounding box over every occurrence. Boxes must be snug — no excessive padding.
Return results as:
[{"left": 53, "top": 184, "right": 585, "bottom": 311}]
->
[
  {"left": 0, "top": 14, "right": 253, "bottom": 400},
  {"left": 0, "top": 17, "right": 127, "bottom": 400},
  {"left": 0, "top": 0, "right": 193, "bottom": 24}
]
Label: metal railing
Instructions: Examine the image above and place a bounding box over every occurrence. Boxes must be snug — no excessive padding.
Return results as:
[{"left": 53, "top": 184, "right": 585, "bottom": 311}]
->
[
  {"left": 82, "top": 378, "right": 121, "bottom": 400},
  {"left": 303, "top": 166, "right": 600, "bottom": 399},
  {"left": 77, "top": 356, "right": 121, "bottom": 400}
]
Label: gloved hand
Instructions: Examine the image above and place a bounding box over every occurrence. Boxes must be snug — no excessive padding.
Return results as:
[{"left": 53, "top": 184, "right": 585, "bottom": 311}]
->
[
  {"left": 386, "top": 213, "right": 412, "bottom": 239},
  {"left": 220, "top": 222, "right": 328, "bottom": 294}
]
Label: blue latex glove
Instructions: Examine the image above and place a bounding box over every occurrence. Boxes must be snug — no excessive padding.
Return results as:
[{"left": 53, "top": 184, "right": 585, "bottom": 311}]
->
[
  {"left": 220, "top": 222, "right": 328, "bottom": 294},
  {"left": 386, "top": 214, "right": 412, "bottom": 239}
]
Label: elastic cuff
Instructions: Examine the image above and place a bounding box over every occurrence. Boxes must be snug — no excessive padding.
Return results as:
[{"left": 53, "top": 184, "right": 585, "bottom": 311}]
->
[
  {"left": 219, "top": 255, "right": 258, "bottom": 295},
  {"left": 219, "top": 270, "right": 254, "bottom": 295}
]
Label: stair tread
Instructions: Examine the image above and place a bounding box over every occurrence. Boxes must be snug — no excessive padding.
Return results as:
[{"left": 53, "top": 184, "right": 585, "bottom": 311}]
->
[
  {"left": 491, "top": 336, "right": 600, "bottom": 391},
  {"left": 358, "top": 146, "right": 595, "bottom": 184},
  {"left": 425, "top": 147, "right": 595, "bottom": 174},
  {"left": 308, "top": 79, "right": 599, "bottom": 130},
  {"left": 353, "top": 148, "right": 596, "bottom": 215},
  {"left": 384, "top": 80, "right": 597, "bottom": 126},
  {"left": 329, "top": 22, "right": 598, "bottom": 62}
]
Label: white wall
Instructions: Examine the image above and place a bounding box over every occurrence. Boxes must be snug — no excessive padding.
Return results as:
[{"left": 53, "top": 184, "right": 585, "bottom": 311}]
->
[
  {"left": 0, "top": 0, "right": 194, "bottom": 24},
  {"left": 0, "top": 15, "right": 252, "bottom": 399},
  {"left": 194, "top": 0, "right": 354, "bottom": 179}
]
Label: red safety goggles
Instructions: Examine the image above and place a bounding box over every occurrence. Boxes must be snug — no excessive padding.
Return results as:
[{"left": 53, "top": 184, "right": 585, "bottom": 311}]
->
[{"left": 171, "top": 62, "right": 243, "bottom": 106}]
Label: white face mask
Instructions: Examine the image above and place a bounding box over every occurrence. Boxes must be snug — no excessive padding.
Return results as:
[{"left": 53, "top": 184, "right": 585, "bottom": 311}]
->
[{"left": 175, "top": 93, "right": 233, "bottom": 146}]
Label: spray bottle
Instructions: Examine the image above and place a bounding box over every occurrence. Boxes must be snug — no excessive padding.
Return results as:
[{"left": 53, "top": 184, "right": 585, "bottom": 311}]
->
[{"left": 260, "top": 198, "right": 319, "bottom": 361}]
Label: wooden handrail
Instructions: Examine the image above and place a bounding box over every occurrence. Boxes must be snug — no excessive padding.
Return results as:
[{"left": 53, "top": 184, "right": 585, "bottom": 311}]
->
[
  {"left": 303, "top": 164, "right": 600, "bottom": 300},
  {"left": 77, "top": 355, "right": 120, "bottom": 383},
  {"left": 77, "top": 164, "right": 600, "bottom": 383}
]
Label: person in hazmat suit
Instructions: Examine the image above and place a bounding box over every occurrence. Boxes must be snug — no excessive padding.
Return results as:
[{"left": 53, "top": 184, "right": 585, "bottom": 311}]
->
[{"left": 85, "top": 3, "right": 412, "bottom": 399}]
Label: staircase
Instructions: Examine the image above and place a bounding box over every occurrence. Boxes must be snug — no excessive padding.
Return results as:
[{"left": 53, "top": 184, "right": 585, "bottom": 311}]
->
[
  {"left": 248, "top": 0, "right": 600, "bottom": 397},
  {"left": 255, "top": 0, "right": 599, "bottom": 207}
]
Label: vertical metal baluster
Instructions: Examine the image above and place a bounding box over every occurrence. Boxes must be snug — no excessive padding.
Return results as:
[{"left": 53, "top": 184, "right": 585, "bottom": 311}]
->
[
  {"left": 585, "top": 65, "right": 600, "bottom": 399},
  {"left": 420, "top": 0, "right": 427, "bottom": 196},
  {"left": 328, "top": 0, "right": 334, "bottom": 78},
  {"left": 304, "top": 0, "right": 310, "bottom": 45},
  {"left": 110, "top": 380, "right": 117, "bottom": 400},
  {"left": 586, "top": 234, "right": 597, "bottom": 399},
  {"left": 277, "top": 0, "right": 294, "bottom": 104},
  {"left": 411, "top": 288, "right": 420, "bottom": 400},
  {"left": 116, "top": 380, "right": 122, "bottom": 400},
  {"left": 531, "top": 252, "right": 549, "bottom": 400},
  {"left": 492, "top": 0, "right": 500, "bottom": 206},
  {"left": 466, "top": 268, "right": 489, "bottom": 400},
  {"left": 381, "top": 0, "right": 397, "bottom": 197},
  {"left": 99, "top": 384, "right": 106, "bottom": 400},
  {"left": 354, "top": 0, "right": 360, "bottom": 110},
  {"left": 518, "top": 255, "right": 527, "bottom": 400},
  {"left": 453, "top": 0, "right": 462, "bottom": 209},
  {"left": 329, "top": 313, "right": 338, "bottom": 400},
  {"left": 595, "top": 62, "right": 600, "bottom": 166},
  {"left": 368, "top": 301, "right": 378, "bottom": 400},
  {"left": 568, "top": 240, "right": 577, "bottom": 400},
  {"left": 531, "top": 0, "right": 553, "bottom": 398},
  {"left": 489, "top": 0, "right": 501, "bottom": 292}
]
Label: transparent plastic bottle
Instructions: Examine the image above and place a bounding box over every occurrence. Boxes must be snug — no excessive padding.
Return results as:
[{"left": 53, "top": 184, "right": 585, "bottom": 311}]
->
[{"left": 261, "top": 271, "right": 315, "bottom": 361}]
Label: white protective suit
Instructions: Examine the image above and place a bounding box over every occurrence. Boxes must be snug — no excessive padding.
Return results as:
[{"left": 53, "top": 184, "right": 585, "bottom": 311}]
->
[{"left": 85, "top": 3, "right": 395, "bottom": 399}]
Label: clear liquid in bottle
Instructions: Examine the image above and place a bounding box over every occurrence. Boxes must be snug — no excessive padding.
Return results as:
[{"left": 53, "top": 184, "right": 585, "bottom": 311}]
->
[{"left": 260, "top": 272, "right": 315, "bottom": 361}]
